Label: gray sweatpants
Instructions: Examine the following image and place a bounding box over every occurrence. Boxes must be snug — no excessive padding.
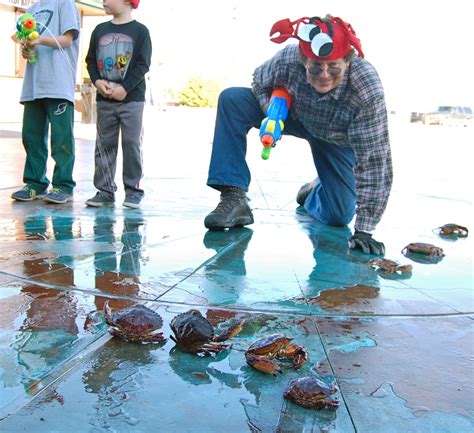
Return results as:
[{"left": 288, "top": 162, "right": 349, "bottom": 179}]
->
[{"left": 94, "top": 101, "right": 145, "bottom": 199}]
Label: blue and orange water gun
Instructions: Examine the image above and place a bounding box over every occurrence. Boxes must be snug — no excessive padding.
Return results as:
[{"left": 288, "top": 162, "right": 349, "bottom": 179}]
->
[
  {"left": 259, "top": 88, "right": 292, "bottom": 160},
  {"left": 15, "top": 13, "right": 39, "bottom": 63}
]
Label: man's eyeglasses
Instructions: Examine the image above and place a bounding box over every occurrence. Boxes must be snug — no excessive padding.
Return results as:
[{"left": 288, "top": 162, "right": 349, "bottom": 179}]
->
[{"left": 306, "top": 64, "right": 343, "bottom": 77}]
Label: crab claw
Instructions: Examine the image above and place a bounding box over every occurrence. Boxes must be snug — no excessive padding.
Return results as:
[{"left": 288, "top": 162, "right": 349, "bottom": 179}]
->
[
  {"left": 323, "top": 397, "right": 340, "bottom": 410},
  {"left": 246, "top": 354, "right": 282, "bottom": 376},
  {"left": 397, "top": 265, "right": 413, "bottom": 273},
  {"left": 214, "top": 319, "right": 245, "bottom": 342},
  {"left": 199, "top": 341, "right": 230, "bottom": 356},
  {"left": 286, "top": 344, "right": 309, "bottom": 369},
  {"left": 270, "top": 18, "right": 295, "bottom": 43}
]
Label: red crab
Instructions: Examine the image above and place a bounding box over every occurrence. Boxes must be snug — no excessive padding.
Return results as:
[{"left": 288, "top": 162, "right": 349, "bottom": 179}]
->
[
  {"left": 436, "top": 224, "right": 468, "bottom": 238},
  {"left": 284, "top": 376, "right": 340, "bottom": 410},
  {"left": 368, "top": 258, "right": 413, "bottom": 275},
  {"left": 170, "top": 309, "right": 243, "bottom": 356},
  {"left": 103, "top": 301, "right": 165, "bottom": 343},
  {"left": 245, "top": 334, "right": 308, "bottom": 375},
  {"left": 402, "top": 243, "right": 444, "bottom": 258}
]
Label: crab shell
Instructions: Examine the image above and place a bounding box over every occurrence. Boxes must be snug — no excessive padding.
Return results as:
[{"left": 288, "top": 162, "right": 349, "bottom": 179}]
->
[
  {"left": 438, "top": 224, "right": 468, "bottom": 238},
  {"left": 284, "top": 376, "right": 340, "bottom": 410},
  {"left": 402, "top": 242, "right": 444, "bottom": 257},
  {"left": 246, "top": 334, "right": 294, "bottom": 356},
  {"left": 170, "top": 309, "right": 215, "bottom": 346},
  {"left": 104, "top": 302, "right": 163, "bottom": 336}
]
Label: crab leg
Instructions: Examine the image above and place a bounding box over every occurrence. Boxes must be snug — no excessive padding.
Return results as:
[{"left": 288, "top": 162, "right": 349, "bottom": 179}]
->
[
  {"left": 103, "top": 300, "right": 113, "bottom": 325},
  {"left": 140, "top": 330, "right": 166, "bottom": 343},
  {"left": 201, "top": 341, "right": 231, "bottom": 354},
  {"left": 245, "top": 354, "right": 282, "bottom": 376}
]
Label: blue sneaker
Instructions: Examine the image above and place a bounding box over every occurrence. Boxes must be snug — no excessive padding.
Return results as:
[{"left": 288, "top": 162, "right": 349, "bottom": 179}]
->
[
  {"left": 43, "top": 188, "right": 73, "bottom": 204},
  {"left": 11, "top": 186, "right": 47, "bottom": 202},
  {"left": 123, "top": 195, "right": 142, "bottom": 209},
  {"left": 85, "top": 192, "right": 115, "bottom": 207}
]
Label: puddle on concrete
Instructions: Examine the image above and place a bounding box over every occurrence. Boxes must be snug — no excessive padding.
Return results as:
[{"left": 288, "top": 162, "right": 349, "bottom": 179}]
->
[{"left": 1, "top": 302, "right": 355, "bottom": 432}]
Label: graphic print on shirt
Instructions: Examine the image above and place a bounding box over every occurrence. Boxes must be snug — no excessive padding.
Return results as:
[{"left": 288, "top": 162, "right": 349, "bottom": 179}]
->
[
  {"left": 97, "top": 33, "right": 134, "bottom": 83},
  {"left": 33, "top": 9, "right": 53, "bottom": 35}
]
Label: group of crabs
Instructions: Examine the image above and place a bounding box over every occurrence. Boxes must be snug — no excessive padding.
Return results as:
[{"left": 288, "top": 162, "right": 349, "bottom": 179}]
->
[
  {"left": 367, "top": 223, "right": 468, "bottom": 275},
  {"left": 103, "top": 304, "right": 338, "bottom": 410},
  {"left": 101, "top": 223, "right": 468, "bottom": 412}
]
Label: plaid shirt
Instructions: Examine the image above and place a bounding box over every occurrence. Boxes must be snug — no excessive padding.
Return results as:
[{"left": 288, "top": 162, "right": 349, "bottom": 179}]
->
[{"left": 252, "top": 44, "right": 393, "bottom": 233}]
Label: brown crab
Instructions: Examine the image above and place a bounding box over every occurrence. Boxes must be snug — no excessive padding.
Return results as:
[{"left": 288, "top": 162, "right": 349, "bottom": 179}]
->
[
  {"left": 245, "top": 334, "right": 308, "bottom": 375},
  {"left": 368, "top": 258, "right": 413, "bottom": 274},
  {"left": 284, "top": 376, "right": 340, "bottom": 410},
  {"left": 103, "top": 301, "right": 165, "bottom": 343},
  {"left": 402, "top": 242, "right": 444, "bottom": 257},
  {"left": 437, "top": 224, "right": 468, "bottom": 238},
  {"left": 170, "top": 309, "right": 244, "bottom": 356}
]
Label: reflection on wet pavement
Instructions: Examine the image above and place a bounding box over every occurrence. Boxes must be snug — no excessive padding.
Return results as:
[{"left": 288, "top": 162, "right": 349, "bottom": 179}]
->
[{"left": 0, "top": 117, "right": 473, "bottom": 432}]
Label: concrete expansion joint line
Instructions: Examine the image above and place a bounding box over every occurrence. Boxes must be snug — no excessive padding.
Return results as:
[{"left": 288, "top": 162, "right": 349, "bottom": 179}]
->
[{"left": 1, "top": 271, "right": 472, "bottom": 319}]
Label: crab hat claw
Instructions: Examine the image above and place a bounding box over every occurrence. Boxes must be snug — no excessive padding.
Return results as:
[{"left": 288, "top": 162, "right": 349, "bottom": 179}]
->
[{"left": 270, "top": 18, "right": 297, "bottom": 43}]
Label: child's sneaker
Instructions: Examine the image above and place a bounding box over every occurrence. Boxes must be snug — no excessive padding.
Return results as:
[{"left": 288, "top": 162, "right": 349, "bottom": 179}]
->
[
  {"left": 123, "top": 195, "right": 141, "bottom": 209},
  {"left": 11, "top": 186, "right": 47, "bottom": 202},
  {"left": 85, "top": 192, "right": 115, "bottom": 207},
  {"left": 43, "top": 188, "right": 73, "bottom": 204}
]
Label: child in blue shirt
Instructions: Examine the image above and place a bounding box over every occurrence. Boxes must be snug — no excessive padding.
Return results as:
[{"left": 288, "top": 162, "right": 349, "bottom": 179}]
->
[{"left": 11, "top": 0, "right": 80, "bottom": 204}]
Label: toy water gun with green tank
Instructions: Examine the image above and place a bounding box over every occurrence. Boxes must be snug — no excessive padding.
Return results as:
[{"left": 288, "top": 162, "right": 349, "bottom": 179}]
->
[{"left": 15, "top": 13, "right": 39, "bottom": 63}]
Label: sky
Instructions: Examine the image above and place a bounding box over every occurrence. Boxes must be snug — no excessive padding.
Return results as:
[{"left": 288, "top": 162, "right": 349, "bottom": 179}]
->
[{"left": 133, "top": 0, "right": 474, "bottom": 112}]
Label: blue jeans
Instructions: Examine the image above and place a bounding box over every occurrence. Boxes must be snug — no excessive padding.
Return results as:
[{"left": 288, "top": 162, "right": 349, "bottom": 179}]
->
[{"left": 207, "top": 87, "right": 356, "bottom": 226}]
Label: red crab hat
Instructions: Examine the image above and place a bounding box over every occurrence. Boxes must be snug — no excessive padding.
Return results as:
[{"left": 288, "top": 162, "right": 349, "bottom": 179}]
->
[
  {"left": 128, "top": 0, "right": 140, "bottom": 8},
  {"left": 269, "top": 16, "right": 364, "bottom": 60}
]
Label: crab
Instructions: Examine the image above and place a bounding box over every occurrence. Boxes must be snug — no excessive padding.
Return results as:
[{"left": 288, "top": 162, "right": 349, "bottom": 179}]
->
[
  {"left": 368, "top": 258, "right": 413, "bottom": 275},
  {"left": 245, "top": 334, "right": 308, "bottom": 375},
  {"left": 103, "top": 301, "right": 165, "bottom": 343},
  {"left": 170, "top": 309, "right": 244, "bottom": 356},
  {"left": 437, "top": 224, "right": 468, "bottom": 238},
  {"left": 402, "top": 242, "right": 444, "bottom": 257},
  {"left": 284, "top": 376, "right": 340, "bottom": 410}
]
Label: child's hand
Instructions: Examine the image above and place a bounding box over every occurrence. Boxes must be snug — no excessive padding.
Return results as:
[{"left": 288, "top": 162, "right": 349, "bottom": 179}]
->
[
  {"left": 110, "top": 85, "right": 127, "bottom": 101},
  {"left": 24, "top": 36, "right": 41, "bottom": 49},
  {"left": 21, "top": 45, "right": 36, "bottom": 61},
  {"left": 95, "top": 79, "right": 113, "bottom": 98}
]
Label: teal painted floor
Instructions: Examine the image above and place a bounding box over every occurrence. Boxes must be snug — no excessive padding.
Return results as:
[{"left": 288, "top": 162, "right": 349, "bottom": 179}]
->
[{"left": 0, "top": 109, "right": 472, "bottom": 432}]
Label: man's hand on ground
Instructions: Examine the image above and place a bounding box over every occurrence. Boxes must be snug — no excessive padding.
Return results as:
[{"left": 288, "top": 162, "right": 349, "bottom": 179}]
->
[{"left": 349, "top": 230, "right": 385, "bottom": 255}]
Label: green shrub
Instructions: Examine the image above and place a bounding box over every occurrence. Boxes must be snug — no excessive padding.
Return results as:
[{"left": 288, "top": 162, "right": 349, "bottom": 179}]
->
[{"left": 177, "top": 77, "right": 221, "bottom": 108}]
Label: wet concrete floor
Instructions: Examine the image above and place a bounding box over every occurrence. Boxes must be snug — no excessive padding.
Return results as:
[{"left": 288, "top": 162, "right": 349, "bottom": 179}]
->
[{"left": 0, "top": 109, "right": 472, "bottom": 432}]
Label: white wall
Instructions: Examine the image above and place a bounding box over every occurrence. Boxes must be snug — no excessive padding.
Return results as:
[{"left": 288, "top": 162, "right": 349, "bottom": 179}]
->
[{"left": 0, "top": 5, "right": 18, "bottom": 77}]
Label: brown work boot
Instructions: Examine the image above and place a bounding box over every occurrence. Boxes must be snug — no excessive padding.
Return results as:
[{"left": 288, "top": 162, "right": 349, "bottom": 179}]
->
[
  {"left": 204, "top": 187, "right": 254, "bottom": 230},
  {"left": 296, "top": 179, "right": 318, "bottom": 206}
]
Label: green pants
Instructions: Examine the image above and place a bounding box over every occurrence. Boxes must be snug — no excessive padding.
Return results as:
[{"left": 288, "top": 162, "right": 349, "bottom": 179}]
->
[{"left": 22, "top": 98, "right": 76, "bottom": 194}]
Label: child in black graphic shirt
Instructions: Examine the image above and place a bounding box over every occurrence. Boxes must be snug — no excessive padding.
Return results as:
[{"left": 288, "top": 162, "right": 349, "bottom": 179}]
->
[{"left": 85, "top": 0, "right": 151, "bottom": 209}]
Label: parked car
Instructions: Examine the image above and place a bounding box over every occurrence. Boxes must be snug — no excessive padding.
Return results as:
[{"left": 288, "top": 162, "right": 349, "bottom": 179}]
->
[{"left": 423, "top": 106, "right": 472, "bottom": 126}]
